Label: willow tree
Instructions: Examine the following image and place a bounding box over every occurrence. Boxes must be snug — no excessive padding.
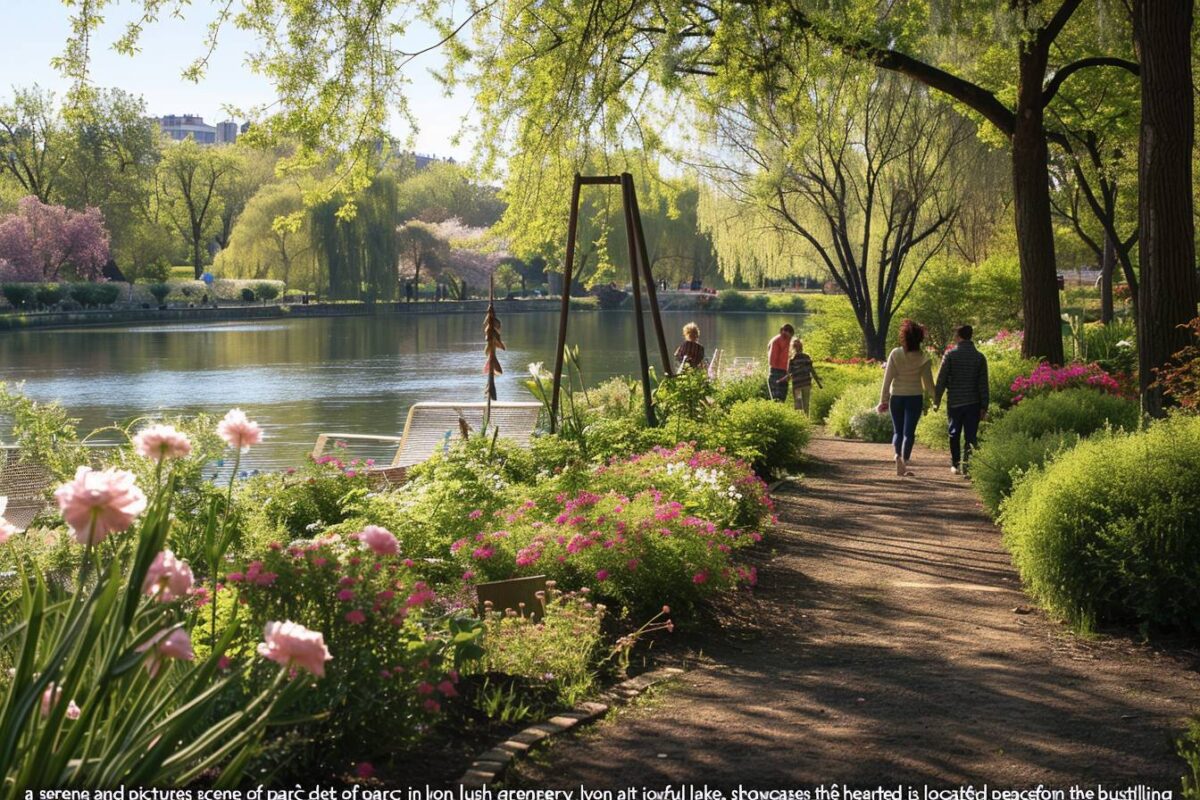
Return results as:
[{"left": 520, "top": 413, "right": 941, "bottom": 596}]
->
[
  {"left": 213, "top": 182, "right": 318, "bottom": 292},
  {"left": 700, "top": 60, "right": 974, "bottom": 360},
  {"left": 311, "top": 173, "right": 399, "bottom": 301}
]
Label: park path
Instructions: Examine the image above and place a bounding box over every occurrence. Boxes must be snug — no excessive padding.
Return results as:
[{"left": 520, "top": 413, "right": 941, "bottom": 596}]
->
[{"left": 509, "top": 436, "right": 1200, "bottom": 790}]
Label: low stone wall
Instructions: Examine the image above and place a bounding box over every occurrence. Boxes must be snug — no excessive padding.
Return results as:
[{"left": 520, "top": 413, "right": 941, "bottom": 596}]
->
[{"left": 0, "top": 297, "right": 570, "bottom": 332}]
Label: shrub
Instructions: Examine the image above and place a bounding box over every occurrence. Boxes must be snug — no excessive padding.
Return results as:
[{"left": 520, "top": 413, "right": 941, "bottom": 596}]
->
[
  {"left": 1010, "top": 361, "right": 1123, "bottom": 404},
  {"left": 981, "top": 350, "right": 1041, "bottom": 410},
  {"left": 240, "top": 287, "right": 256, "bottom": 303},
  {"left": 999, "top": 415, "right": 1200, "bottom": 634},
  {"left": 803, "top": 301, "right": 865, "bottom": 360},
  {"left": 915, "top": 410, "right": 949, "bottom": 451},
  {"left": 148, "top": 283, "right": 171, "bottom": 304},
  {"left": 1083, "top": 318, "right": 1137, "bottom": 378},
  {"left": 849, "top": 408, "right": 894, "bottom": 443},
  {"left": 765, "top": 293, "right": 807, "bottom": 313},
  {"left": 34, "top": 283, "right": 65, "bottom": 307},
  {"left": 1, "top": 283, "right": 35, "bottom": 309},
  {"left": 970, "top": 389, "right": 1140, "bottom": 515},
  {"left": 714, "top": 398, "right": 810, "bottom": 476},
  {"left": 716, "top": 290, "right": 767, "bottom": 312},
  {"left": 255, "top": 282, "right": 281, "bottom": 302},
  {"left": 1181, "top": 720, "right": 1200, "bottom": 800},
  {"left": 94, "top": 283, "right": 120, "bottom": 306},
  {"left": 714, "top": 374, "right": 769, "bottom": 407},
  {"left": 828, "top": 382, "right": 889, "bottom": 441},
  {"left": 69, "top": 282, "right": 100, "bottom": 306},
  {"left": 1155, "top": 317, "right": 1200, "bottom": 410},
  {"left": 808, "top": 363, "right": 880, "bottom": 423}
]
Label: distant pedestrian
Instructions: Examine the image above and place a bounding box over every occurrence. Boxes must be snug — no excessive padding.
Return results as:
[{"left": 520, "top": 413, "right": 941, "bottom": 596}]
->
[
  {"left": 783, "top": 338, "right": 823, "bottom": 415},
  {"left": 405, "top": 281, "right": 414, "bottom": 303},
  {"left": 933, "top": 325, "right": 990, "bottom": 476},
  {"left": 767, "top": 324, "right": 795, "bottom": 402},
  {"left": 674, "top": 322, "right": 706, "bottom": 370},
  {"left": 877, "top": 319, "right": 935, "bottom": 477}
]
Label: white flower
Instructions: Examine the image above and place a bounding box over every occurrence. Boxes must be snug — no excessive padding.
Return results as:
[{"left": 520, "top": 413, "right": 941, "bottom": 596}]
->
[{"left": 528, "top": 362, "right": 545, "bottom": 378}]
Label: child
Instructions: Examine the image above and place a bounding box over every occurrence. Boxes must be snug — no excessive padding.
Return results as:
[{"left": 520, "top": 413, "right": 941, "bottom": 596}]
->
[
  {"left": 783, "top": 338, "right": 822, "bottom": 414},
  {"left": 674, "top": 322, "right": 705, "bottom": 369}
]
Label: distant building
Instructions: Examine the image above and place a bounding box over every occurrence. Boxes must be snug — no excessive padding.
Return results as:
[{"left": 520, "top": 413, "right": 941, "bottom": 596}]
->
[{"left": 158, "top": 115, "right": 240, "bottom": 145}]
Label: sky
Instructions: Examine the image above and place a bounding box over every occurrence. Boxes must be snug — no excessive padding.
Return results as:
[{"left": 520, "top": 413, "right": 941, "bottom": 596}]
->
[{"left": 0, "top": 1, "right": 478, "bottom": 162}]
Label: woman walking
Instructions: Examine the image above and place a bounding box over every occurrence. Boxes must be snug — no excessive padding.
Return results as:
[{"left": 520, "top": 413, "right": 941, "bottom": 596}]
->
[{"left": 877, "top": 319, "right": 934, "bottom": 476}]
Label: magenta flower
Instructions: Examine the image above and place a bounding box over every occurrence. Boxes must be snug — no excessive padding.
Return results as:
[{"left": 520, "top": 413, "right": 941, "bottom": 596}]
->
[
  {"left": 137, "top": 628, "right": 195, "bottom": 678},
  {"left": 692, "top": 571, "right": 709, "bottom": 585},
  {"left": 355, "top": 762, "right": 375, "bottom": 779},
  {"left": 142, "top": 550, "right": 195, "bottom": 602},
  {"left": 132, "top": 424, "right": 193, "bottom": 462},
  {"left": 423, "top": 699, "right": 441, "bottom": 713},
  {"left": 257, "top": 620, "right": 332, "bottom": 677},
  {"left": 438, "top": 679, "right": 458, "bottom": 697},
  {"left": 54, "top": 466, "right": 147, "bottom": 545},
  {"left": 358, "top": 525, "right": 399, "bottom": 556},
  {"left": 595, "top": 569, "right": 609, "bottom": 581},
  {"left": 344, "top": 609, "right": 367, "bottom": 625},
  {"left": 337, "top": 589, "right": 355, "bottom": 602},
  {"left": 217, "top": 408, "right": 263, "bottom": 451},
  {"left": 468, "top": 509, "right": 484, "bottom": 520}
]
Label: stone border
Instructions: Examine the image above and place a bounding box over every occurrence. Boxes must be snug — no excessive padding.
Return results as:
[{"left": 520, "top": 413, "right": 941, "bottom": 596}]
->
[{"left": 457, "top": 666, "right": 685, "bottom": 787}]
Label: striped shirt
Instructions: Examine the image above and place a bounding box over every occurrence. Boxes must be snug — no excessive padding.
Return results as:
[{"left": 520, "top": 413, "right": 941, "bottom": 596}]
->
[
  {"left": 674, "top": 340, "right": 705, "bottom": 369},
  {"left": 934, "top": 340, "right": 990, "bottom": 410},
  {"left": 786, "top": 353, "right": 819, "bottom": 387}
]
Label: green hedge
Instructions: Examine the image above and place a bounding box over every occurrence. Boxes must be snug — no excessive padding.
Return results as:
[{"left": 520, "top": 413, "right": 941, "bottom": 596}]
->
[
  {"left": 809, "top": 363, "right": 879, "bottom": 423},
  {"left": 828, "top": 382, "right": 890, "bottom": 441},
  {"left": 970, "top": 388, "right": 1140, "bottom": 515},
  {"left": 715, "top": 398, "right": 811, "bottom": 476},
  {"left": 999, "top": 415, "right": 1200, "bottom": 634}
]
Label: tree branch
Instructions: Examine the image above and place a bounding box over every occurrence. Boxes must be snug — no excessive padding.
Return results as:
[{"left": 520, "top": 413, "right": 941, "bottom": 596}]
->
[{"left": 1042, "top": 57, "right": 1140, "bottom": 107}]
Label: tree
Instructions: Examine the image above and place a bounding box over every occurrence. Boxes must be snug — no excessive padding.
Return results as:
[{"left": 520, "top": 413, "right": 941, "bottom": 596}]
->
[
  {"left": 0, "top": 87, "right": 68, "bottom": 203},
  {"left": 214, "top": 182, "right": 318, "bottom": 291},
  {"left": 0, "top": 196, "right": 110, "bottom": 281},
  {"left": 1133, "top": 0, "right": 1198, "bottom": 415},
  {"left": 395, "top": 161, "right": 505, "bottom": 228},
  {"left": 395, "top": 221, "right": 449, "bottom": 298},
  {"left": 214, "top": 145, "right": 281, "bottom": 251},
  {"left": 159, "top": 139, "right": 238, "bottom": 278},
  {"left": 494, "top": 263, "right": 521, "bottom": 296},
  {"left": 703, "top": 66, "right": 975, "bottom": 360},
  {"left": 311, "top": 173, "right": 400, "bottom": 301}
]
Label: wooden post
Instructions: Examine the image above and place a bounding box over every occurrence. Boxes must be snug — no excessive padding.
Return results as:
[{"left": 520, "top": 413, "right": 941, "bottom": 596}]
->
[
  {"left": 622, "top": 177, "right": 657, "bottom": 427},
  {"left": 624, "top": 174, "right": 674, "bottom": 378},
  {"left": 550, "top": 175, "right": 583, "bottom": 433}
]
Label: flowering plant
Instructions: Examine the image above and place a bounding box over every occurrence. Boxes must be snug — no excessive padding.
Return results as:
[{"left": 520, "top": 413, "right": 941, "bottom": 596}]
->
[
  {"left": 984, "top": 328, "right": 1025, "bottom": 352},
  {"left": 1010, "top": 361, "right": 1123, "bottom": 404}
]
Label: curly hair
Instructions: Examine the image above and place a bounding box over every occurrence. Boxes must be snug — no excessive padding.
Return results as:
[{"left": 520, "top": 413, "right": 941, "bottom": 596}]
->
[{"left": 899, "top": 319, "right": 926, "bottom": 352}]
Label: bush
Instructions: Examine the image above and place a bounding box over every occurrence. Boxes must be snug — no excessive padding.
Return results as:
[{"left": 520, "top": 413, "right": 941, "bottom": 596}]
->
[
  {"left": 1010, "top": 361, "right": 1123, "bottom": 404},
  {"left": 34, "top": 283, "right": 65, "bottom": 307},
  {"left": 971, "top": 388, "right": 1141, "bottom": 516},
  {"left": 2, "top": 283, "right": 35, "bottom": 309},
  {"left": 915, "top": 410, "right": 948, "bottom": 451},
  {"left": 1181, "top": 720, "right": 1200, "bottom": 800},
  {"left": 256, "top": 282, "right": 281, "bottom": 302},
  {"left": 803, "top": 301, "right": 865, "bottom": 360},
  {"left": 849, "top": 408, "right": 894, "bottom": 443},
  {"left": 999, "top": 415, "right": 1200, "bottom": 634},
  {"left": 241, "top": 287, "right": 256, "bottom": 303},
  {"left": 714, "top": 374, "right": 769, "bottom": 407},
  {"left": 95, "top": 283, "right": 120, "bottom": 306},
  {"left": 765, "top": 293, "right": 808, "bottom": 312},
  {"left": 1083, "top": 318, "right": 1137, "bottom": 378},
  {"left": 715, "top": 290, "right": 767, "bottom": 312},
  {"left": 981, "top": 350, "right": 1041, "bottom": 410},
  {"left": 148, "top": 283, "right": 171, "bottom": 304},
  {"left": 714, "top": 398, "right": 811, "bottom": 476},
  {"left": 810, "top": 363, "right": 880, "bottom": 423},
  {"left": 828, "top": 382, "right": 890, "bottom": 441}
]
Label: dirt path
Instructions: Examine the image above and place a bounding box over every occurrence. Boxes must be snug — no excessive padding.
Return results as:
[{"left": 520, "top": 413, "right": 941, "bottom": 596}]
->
[{"left": 509, "top": 436, "right": 1200, "bottom": 790}]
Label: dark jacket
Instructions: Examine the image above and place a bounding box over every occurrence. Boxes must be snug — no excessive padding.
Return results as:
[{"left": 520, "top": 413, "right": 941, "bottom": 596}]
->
[{"left": 934, "top": 340, "right": 989, "bottom": 411}]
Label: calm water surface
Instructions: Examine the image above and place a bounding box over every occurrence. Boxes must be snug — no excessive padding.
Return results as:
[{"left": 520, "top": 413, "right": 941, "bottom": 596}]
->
[{"left": 0, "top": 310, "right": 806, "bottom": 470}]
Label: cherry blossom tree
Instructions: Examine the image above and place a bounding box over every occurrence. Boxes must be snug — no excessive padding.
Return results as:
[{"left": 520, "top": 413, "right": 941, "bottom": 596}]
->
[{"left": 0, "top": 196, "right": 110, "bottom": 281}]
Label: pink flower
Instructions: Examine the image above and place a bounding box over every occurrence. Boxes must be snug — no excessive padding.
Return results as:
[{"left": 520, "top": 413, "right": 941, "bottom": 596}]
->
[
  {"left": 132, "top": 424, "right": 193, "bottom": 462},
  {"left": 217, "top": 408, "right": 263, "bottom": 451},
  {"left": 355, "top": 762, "right": 375, "bottom": 779},
  {"left": 344, "top": 609, "right": 367, "bottom": 625},
  {"left": 40, "top": 684, "right": 61, "bottom": 718},
  {"left": 595, "top": 569, "right": 609, "bottom": 581},
  {"left": 218, "top": 655, "right": 232, "bottom": 671},
  {"left": 66, "top": 700, "right": 81, "bottom": 720},
  {"left": 142, "top": 550, "right": 195, "bottom": 602},
  {"left": 692, "top": 571, "right": 709, "bottom": 585},
  {"left": 358, "top": 525, "right": 399, "bottom": 556},
  {"left": 0, "top": 518, "right": 16, "bottom": 544},
  {"left": 257, "top": 620, "right": 332, "bottom": 677},
  {"left": 468, "top": 509, "right": 484, "bottom": 520},
  {"left": 471, "top": 546, "right": 494, "bottom": 560},
  {"left": 438, "top": 680, "right": 458, "bottom": 697},
  {"left": 54, "top": 466, "right": 147, "bottom": 545},
  {"left": 337, "top": 589, "right": 355, "bottom": 602},
  {"left": 137, "top": 628, "right": 196, "bottom": 677},
  {"left": 422, "top": 699, "right": 441, "bottom": 713},
  {"left": 417, "top": 681, "right": 435, "bottom": 695}
]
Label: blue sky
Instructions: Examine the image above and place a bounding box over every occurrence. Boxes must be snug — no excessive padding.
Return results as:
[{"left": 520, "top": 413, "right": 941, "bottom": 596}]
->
[{"left": 0, "top": 1, "right": 477, "bottom": 161}]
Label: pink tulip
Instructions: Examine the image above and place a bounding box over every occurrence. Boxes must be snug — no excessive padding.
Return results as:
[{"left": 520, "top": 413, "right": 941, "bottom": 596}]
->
[
  {"left": 256, "top": 620, "right": 332, "bottom": 677},
  {"left": 358, "top": 525, "right": 399, "bottom": 556},
  {"left": 0, "top": 518, "right": 15, "bottom": 544},
  {"left": 137, "top": 628, "right": 195, "bottom": 677},
  {"left": 40, "top": 684, "right": 61, "bottom": 717},
  {"left": 54, "top": 466, "right": 147, "bottom": 545},
  {"left": 142, "top": 550, "right": 195, "bottom": 602},
  {"left": 132, "top": 424, "right": 193, "bottom": 462},
  {"left": 217, "top": 408, "right": 263, "bottom": 451}
]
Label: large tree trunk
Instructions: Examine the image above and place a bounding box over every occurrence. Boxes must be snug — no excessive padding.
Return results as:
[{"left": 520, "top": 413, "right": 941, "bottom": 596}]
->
[
  {"left": 1013, "top": 45, "right": 1065, "bottom": 364},
  {"left": 1134, "top": 0, "right": 1198, "bottom": 416},
  {"left": 192, "top": 234, "right": 203, "bottom": 280},
  {"left": 1100, "top": 233, "right": 1116, "bottom": 325}
]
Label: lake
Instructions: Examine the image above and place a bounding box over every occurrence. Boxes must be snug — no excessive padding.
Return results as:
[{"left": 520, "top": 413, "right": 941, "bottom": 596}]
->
[{"left": 0, "top": 309, "right": 807, "bottom": 470}]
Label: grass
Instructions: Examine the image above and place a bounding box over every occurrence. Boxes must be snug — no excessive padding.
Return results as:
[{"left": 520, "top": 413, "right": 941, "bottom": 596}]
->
[{"left": 170, "top": 266, "right": 196, "bottom": 280}]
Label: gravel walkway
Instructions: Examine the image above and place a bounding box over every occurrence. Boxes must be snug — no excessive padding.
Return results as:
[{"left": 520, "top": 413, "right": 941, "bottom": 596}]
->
[{"left": 508, "top": 436, "right": 1200, "bottom": 790}]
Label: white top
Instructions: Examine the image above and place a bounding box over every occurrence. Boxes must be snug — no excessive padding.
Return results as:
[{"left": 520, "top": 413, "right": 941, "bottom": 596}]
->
[{"left": 880, "top": 347, "right": 935, "bottom": 405}]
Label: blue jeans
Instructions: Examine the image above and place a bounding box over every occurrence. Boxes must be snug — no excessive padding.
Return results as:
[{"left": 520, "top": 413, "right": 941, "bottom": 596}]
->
[
  {"left": 769, "top": 368, "right": 788, "bottom": 401},
  {"left": 889, "top": 394, "right": 923, "bottom": 460},
  {"left": 948, "top": 403, "right": 982, "bottom": 468}
]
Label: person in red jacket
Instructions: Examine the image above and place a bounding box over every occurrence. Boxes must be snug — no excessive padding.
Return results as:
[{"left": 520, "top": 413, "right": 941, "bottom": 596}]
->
[{"left": 766, "top": 324, "right": 795, "bottom": 401}]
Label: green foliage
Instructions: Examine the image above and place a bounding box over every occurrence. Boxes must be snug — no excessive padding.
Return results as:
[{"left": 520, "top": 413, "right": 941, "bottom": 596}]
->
[
  {"left": 1081, "top": 319, "right": 1137, "bottom": 377},
  {"left": 901, "top": 260, "right": 976, "bottom": 353},
  {"left": 809, "top": 363, "right": 880, "bottom": 423},
  {"left": 236, "top": 459, "right": 372, "bottom": 556},
  {"left": 802, "top": 301, "right": 866, "bottom": 360},
  {"left": 148, "top": 283, "right": 170, "bottom": 303},
  {"left": 715, "top": 290, "right": 767, "bottom": 312},
  {"left": 849, "top": 408, "right": 894, "bottom": 443},
  {"left": 240, "top": 287, "right": 255, "bottom": 303},
  {"left": 981, "top": 350, "right": 1042, "bottom": 410},
  {"left": 254, "top": 282, "right": 280, "bottom": 302},
  {"left": 971, "top": 389, "right": 1141, "bottom": 515},
  {"left": 714, "top": 374, "right": 769, "bottom": 407},
  {"left": 972, "top": 255, "right": 1024, "bottom": 334},
  {"left": 715, "top": 399, "right": 810, "bottom": 476},
  {"left": 1, "top": 284, "right": 35, "bottom": 309},
  {"left": 999, "top": 415, "right": 1200, "bottom": 634},
  {"left": 34, "top": 284, "right": 65, "bottom": 307},
  {"left": 828, "top": 383, "right": 888, "bottom": 441},
  {"left": 0, "top": 384, "right": 86, "bottom": 480},
  {"left": 1181, "top": 719, "right": 1200, "bottom": 800},
  {"left": 67, "top": 283, "right": 117, "bottom": 307}
]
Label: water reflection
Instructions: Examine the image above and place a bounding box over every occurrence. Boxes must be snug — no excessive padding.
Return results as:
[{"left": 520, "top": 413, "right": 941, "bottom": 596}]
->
[{"left": 0, "top": 310, "right": 806, "bottom": 469}]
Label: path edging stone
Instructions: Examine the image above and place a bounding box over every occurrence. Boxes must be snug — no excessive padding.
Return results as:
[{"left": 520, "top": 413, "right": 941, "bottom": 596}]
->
[{"left": 455, "top": 667, "right": 684, "bottom": 787}]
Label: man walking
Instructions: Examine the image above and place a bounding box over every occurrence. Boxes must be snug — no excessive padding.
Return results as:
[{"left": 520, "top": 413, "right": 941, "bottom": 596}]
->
[
  {"left": 767, "top": 324, "right": 795, "bottom": 402},
  {"left": 933, "top": 325, "right": 989, "bottom": 475}
]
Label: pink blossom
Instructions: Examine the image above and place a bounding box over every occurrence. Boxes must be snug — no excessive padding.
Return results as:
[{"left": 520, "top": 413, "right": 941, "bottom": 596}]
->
[
  {"left": 132, "top": 424, "right": 193, "bottom": 462},
  {"left": 0, "top": 518, "right": 16, "bottom": 544},
  {"left": 137, "top": 628, "right": 195, "bottom": 678},
  {"left": 40, "top": 684, "right": 61, "bottom": 718},
  {"left": 595, "top": 569, "right": 609, "bottom": 581},
  {"left": 405, "top": 582, "right": 436, "bottom": 608},
  {"left": 358, "top": 525, "right": 399, "bottom": 556},
  {"left": 337, "top": 589, "right": 355, "bottom": 602},
  {"left": 692, "top": 571, "right": 709, "bottom": 585},
  {"left": 217, "top": 408, "right": 263, "bottom": 450},
  {"left": 417, "top": 681, "right": 435, "bottom": 695},
  {"left": 257, "top": 620, "right": 332, "bottom": 677},
  {"left": 355, "top": 762, "right": 375, "bottom": 779},
  {"left": 218, "top": 655, "right": 232, "bottom": 671},
  {"left": 142, "top": 550, "right": 195, "bottom": 602},
  {"left": 468, "top": 509, "right": 484, "bottom": 520},
  {"left": 423, "top": 699, "right": 441, "bottom": 713},
  {"left": 438, "top": 680, "right": 458, "bottom": 697},
  {"left": 66, "top": 700, "right": 81, "bottom": 720},
  {"left": 344, "top": 609, "right": 367, "bottom": 625},
  {"left": 54, "top": 466, "right": 147, "bottom": 545},
  {"left": 471, "top": 545, "right": 494, "bottom": 560},
  {"left": 0, "top": 196, "right": 110, "bottom": 282}
]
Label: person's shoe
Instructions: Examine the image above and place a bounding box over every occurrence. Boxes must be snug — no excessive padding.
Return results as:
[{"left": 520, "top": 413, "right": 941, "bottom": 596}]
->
[{"left": 950, "top": 465, "right": 960, "bottom": 475}]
